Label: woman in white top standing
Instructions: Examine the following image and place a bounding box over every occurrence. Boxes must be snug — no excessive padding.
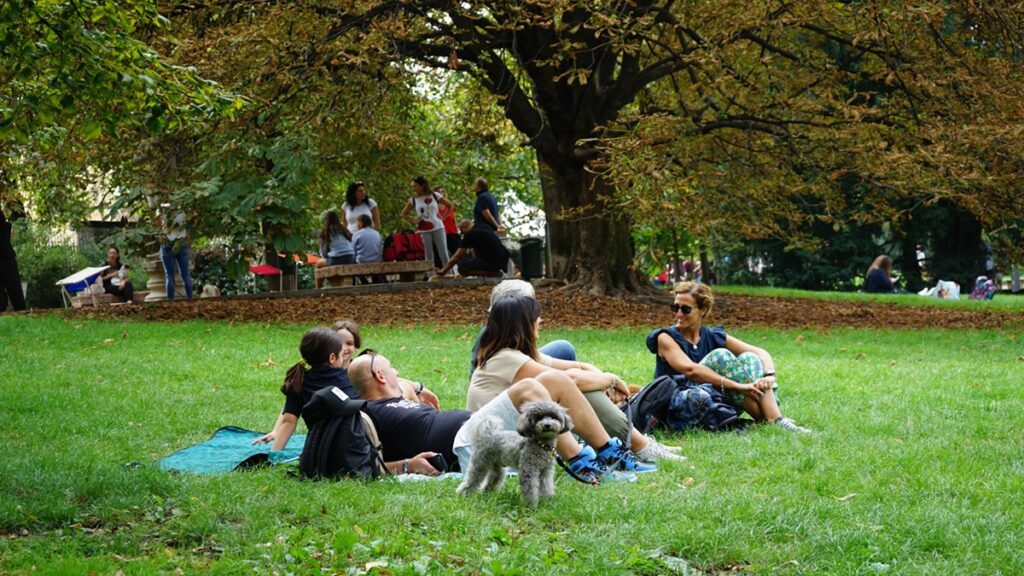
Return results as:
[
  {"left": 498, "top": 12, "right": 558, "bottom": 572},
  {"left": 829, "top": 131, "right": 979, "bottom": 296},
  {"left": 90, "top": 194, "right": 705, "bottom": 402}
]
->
[
  {"left": 400, "top": 175, "right": 453, "bottom": 271},
  {"left": 341, "top": 181, "right": 381, "bottom": 235}
]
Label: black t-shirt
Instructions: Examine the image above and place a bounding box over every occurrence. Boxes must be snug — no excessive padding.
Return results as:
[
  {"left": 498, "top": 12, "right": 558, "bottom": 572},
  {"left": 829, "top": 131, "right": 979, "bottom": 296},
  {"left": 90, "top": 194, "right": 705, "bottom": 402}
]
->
[
  {"left": 645, "top": 325, "right": 728, "bottom": 380},
  {"left": 282, "top": 366, "right": 357, "bottom": 425},
  {"left": 460, "top": 227, "right": 509, "bottom": 266},
  {"left": 363, "top": 397, "right": 470, "bottom": 466}
]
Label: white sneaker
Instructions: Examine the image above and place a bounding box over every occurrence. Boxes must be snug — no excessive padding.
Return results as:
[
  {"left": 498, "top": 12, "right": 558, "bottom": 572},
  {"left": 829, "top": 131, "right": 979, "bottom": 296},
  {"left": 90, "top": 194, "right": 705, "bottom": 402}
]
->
[
  {"left": 774, "top": 416, "right": 811, "bottom": 433},
  {"left": 645, "top": 435, "right": 683, "bottom": 453},
  {"left": 635, "top": 439, "right": 687, "bottom": 463}
]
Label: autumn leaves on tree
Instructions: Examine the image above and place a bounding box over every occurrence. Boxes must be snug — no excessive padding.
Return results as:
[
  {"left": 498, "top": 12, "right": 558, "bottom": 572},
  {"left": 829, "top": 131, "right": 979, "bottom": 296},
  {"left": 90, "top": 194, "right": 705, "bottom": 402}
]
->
[{"left": 4, "top": 1, "right": 1023, "bottom": 293}]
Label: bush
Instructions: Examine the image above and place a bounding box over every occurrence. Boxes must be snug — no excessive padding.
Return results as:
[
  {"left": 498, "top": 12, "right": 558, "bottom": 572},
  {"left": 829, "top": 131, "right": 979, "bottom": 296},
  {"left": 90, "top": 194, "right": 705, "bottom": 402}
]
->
[
  {"left": 193, "top": 246, "right": 248, "bottom": 296},
  {"left": 10, "top": 222, "right": 91, "bottom": 309}
]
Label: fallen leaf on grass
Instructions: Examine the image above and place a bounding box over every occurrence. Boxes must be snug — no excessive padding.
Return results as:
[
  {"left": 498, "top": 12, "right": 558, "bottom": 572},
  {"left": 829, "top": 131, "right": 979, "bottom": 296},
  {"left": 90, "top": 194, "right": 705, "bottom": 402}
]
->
[
  {"left": 889, "top": 360, "right": 896, "bottom": 366},
  {"left": 102, "top": 338, "right": 114, "bottom": 345},
  {"left": 260, "top": 352, "right": 277, "bottom": 368},
  {"left": 795, "top": 335, "right": 805, "bottom": 345},
  {"left": 1017, "top": 355, "right": 1024, "bottom": 361},
  {"left": 835, "top": 493, "right": 858, "bottom": 501},
  {"left": 95, "top": 376, "right": 105, "bottom": 382},
  {"left": 854, "top": 352, "right": 866, "bottom": 360}
]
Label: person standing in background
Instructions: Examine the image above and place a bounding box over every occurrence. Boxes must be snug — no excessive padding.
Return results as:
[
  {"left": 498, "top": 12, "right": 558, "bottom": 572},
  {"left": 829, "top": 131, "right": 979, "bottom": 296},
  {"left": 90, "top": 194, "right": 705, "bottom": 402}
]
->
[
  {"left": 341, "top": 181, "right": 381, "bottom": 235},
  {"left": 0, "top": 207, "right": 27, "bottom": 312},
  {"left": 158, "top": 204, "right": 193, "bottom": 300},
  {"left": 434, "top": 186, "right": 460, "bottom": 259},
  {"left": 472, "top": 178, "right": 504, "bottom": 234},
  {"left": 401, "top": 176, "right": 453, "bottom": 273}
]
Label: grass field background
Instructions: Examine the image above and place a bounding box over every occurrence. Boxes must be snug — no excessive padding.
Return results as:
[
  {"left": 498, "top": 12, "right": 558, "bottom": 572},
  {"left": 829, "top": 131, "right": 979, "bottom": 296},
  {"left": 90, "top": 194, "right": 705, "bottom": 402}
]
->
[
  {"left": 714, "top": 284, "right": 1024, "bottom": 312},
  {"left": 1, "top": 313, "right": 1023, "bottom": 574}
]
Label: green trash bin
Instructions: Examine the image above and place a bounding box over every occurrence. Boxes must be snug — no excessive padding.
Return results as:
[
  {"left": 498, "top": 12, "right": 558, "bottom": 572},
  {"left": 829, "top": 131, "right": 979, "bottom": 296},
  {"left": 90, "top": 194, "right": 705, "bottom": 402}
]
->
[{"left": 519, "top": 237, "right": 544, "bottom": 279}]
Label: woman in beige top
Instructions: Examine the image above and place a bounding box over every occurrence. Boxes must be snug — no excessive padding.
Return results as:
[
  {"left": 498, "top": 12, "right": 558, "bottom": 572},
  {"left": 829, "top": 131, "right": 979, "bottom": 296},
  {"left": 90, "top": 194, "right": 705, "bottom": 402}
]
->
[{"left": 468, "top": 294, "right": 683, "bottom": 469}]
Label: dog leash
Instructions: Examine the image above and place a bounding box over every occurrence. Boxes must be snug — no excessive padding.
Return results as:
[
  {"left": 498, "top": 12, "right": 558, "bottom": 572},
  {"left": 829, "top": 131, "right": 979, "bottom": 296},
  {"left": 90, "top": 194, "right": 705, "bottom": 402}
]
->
[{"left": 625, "top": 391, "right": 634, "bottom": 452}]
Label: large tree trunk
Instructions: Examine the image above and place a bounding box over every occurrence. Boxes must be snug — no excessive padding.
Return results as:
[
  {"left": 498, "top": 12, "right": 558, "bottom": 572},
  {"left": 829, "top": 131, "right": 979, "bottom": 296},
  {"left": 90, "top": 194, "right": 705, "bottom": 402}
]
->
[{"left": 536, "top": 154, "right": 643, "bottom": 295}]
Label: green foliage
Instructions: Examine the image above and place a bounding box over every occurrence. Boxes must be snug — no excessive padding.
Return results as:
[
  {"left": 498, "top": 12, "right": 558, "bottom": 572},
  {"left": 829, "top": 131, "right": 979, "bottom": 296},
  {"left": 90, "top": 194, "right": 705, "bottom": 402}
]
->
[
  {"left": 0, "top": 0, "right": 240, "bottom": 220},
  {"left": 8, "top": 222, "right": 152, "bottom": 308},
  {"left": 191, "top": 246, "right": 247, "bottom": 296},
  {"left": 8, "top": 222, "right": 89, "bottom": 308},
  {"left": 1, "top": 318, "right": 1023, "bottom": 573}
]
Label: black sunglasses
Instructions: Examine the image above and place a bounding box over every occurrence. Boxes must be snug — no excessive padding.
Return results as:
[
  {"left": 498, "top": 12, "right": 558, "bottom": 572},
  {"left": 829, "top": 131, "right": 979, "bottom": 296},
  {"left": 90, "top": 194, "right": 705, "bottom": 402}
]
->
[
  {"left": 359, "top": 348, "right": 378, "bottom": 374},
  {"left": 670, "top": 303, "right": 694, "bottom": 315}
]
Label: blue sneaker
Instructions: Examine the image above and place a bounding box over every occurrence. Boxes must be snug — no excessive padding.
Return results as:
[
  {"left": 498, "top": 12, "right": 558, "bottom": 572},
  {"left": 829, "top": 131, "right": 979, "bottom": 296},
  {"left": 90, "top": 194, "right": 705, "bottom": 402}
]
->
[
  {"left": 563, "top": 446, "right": 607, "bottom": 485},
  {"left": 598, "top": 438, "right": 657, "bottom": 473}
]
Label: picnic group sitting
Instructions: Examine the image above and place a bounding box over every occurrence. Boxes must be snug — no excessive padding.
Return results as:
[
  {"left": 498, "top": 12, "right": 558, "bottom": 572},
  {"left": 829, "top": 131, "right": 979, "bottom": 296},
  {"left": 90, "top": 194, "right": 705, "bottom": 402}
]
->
[{"left": 253, "top": 279, "right": 810, "bottom": 484}]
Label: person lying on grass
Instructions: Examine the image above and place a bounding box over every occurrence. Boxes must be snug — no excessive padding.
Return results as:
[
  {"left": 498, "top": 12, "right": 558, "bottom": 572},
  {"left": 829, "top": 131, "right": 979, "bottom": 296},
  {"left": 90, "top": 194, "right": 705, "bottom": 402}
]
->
[
  {"left": 329, "top": 319, "right": 440, "bottom": 409},
  {"left": 349, "top": 351, "right": 652, "bottom": 482},
  {"left": 251, "top": 323, "right": 439, "bottom": 450},
  {"left": 647, "top": 281, "right": 810, "bottom": 433},
  {"left": 469, "top": 281, "right": 684, "bottom": 464}
]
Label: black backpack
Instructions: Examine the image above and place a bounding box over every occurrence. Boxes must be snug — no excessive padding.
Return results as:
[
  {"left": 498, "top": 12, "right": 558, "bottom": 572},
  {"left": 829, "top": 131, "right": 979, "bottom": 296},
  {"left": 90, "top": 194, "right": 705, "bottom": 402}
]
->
[
  {"left": 299, "top": 386, "right": 387, "bottom": 479},
  {"left": 623, "top": 376, "right": 748, "bottom": 433},
  {"left": 621, "top": 375, "right": 681, "bottom": 434}
]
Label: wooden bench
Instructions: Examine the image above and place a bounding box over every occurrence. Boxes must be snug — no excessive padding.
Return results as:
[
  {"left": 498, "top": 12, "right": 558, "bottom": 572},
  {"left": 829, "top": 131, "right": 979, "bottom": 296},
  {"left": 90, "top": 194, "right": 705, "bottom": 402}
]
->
[
  {"left": 71, "top": 291, "right": 150, "bottom": 307},
  {"left": 314, "top": 260, "right": 435, "bottom": 287}
]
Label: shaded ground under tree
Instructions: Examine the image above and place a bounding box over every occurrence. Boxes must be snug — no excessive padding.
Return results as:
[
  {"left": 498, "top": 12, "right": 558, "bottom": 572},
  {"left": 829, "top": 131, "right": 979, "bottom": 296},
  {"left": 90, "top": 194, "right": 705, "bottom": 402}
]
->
[{"left": 59, "top": 286, "right": 1023, "bottom": 330}]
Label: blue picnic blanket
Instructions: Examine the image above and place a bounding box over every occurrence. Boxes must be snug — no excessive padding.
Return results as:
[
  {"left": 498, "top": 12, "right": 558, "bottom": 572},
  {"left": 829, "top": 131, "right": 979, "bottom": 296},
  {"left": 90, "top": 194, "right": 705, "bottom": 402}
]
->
[{"left": 159, "top": 426, "right": 305, "bottom": 475}]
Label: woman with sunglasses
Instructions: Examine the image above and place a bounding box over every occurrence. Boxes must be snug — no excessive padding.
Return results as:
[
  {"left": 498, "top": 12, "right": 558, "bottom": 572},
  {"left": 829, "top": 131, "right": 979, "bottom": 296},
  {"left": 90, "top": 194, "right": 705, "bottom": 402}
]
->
[{"left": 647, "top": 282, "right": 810, "bottom": 432}]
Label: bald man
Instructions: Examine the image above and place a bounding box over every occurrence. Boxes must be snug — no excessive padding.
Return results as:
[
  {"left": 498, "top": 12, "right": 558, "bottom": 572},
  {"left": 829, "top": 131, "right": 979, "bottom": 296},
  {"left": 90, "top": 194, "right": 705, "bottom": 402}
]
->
[{"left": 349, "top": 351, "right": 627, "bottom": 483}]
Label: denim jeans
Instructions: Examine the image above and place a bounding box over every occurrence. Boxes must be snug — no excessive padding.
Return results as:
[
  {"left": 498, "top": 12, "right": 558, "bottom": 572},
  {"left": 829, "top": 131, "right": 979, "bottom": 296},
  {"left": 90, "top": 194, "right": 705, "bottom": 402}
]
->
[
  {"left": 160, "top": 243, "right": 193, "bottom": 300},
  {"left": 327, "top": 254, "right": 355, "bottom": 266},
  {"left": 539, "top": 340, "right": 576, "bottom": 362}
]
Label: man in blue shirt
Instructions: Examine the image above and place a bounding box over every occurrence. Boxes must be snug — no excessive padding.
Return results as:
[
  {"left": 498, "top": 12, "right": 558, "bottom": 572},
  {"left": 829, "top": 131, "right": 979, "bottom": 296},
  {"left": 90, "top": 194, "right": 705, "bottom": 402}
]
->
[{"left": 472, "top": 178, "right": 503, "bottom": 233}]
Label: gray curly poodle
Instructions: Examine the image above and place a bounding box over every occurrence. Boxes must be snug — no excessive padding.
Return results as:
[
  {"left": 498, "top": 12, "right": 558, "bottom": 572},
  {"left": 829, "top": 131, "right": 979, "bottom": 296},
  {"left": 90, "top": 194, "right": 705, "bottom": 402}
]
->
[{"left": 456, "top": 400, "right": 572, "bottom": 507}]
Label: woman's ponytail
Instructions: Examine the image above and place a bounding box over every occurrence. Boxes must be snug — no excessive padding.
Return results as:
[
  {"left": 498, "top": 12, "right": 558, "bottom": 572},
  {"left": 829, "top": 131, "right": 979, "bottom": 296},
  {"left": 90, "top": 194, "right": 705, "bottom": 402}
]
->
[{"left": 282, "top": 361, "right": 307, "bottom": 396}]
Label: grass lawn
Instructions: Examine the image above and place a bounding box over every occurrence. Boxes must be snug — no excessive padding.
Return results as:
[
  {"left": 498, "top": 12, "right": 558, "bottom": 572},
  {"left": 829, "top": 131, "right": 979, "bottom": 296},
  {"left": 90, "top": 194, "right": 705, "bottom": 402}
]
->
[
  {"left": 1, "top": 314, "right": 1023, "bottom": 574},
  {"left": 714, "top": 284, "right": 1024, "bottom": 313}
]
